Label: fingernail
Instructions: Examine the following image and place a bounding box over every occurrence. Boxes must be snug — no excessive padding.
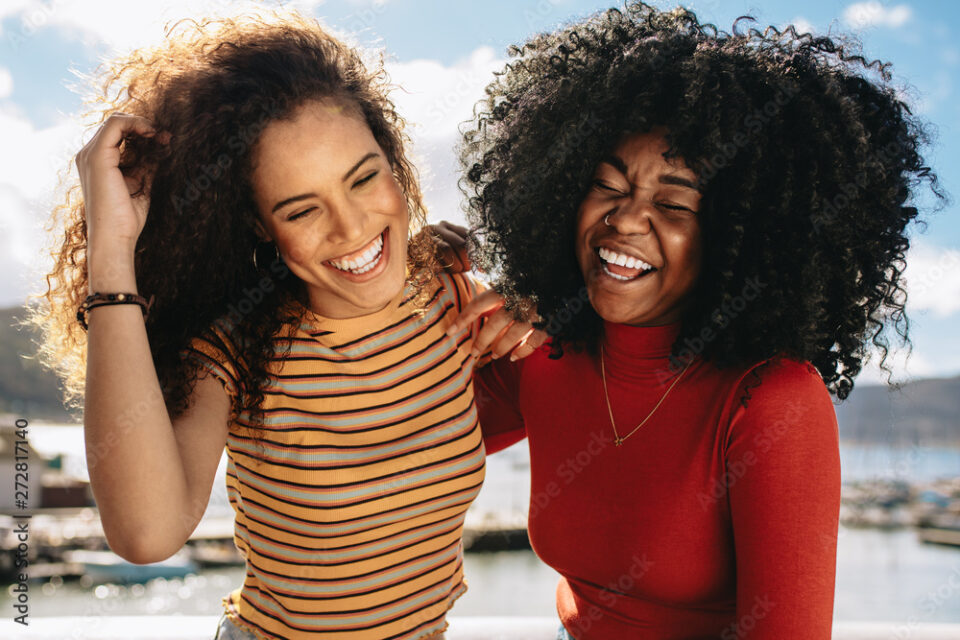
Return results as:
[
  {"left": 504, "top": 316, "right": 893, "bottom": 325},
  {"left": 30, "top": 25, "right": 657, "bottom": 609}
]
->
[
  {"left": 471, "top": 349, "right": 480, "bottom": 358},
  {"left": 490, "top": 352, "right": 499, "bottom": 360},
  {"left": 510, "top": 354, "right": 518, "bottom": 362}
]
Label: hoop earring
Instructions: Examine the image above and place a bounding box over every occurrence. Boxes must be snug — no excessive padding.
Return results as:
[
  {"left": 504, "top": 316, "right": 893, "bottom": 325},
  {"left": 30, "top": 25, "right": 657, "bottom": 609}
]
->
[
  {"left": 604, "top": 213, "right": 612, "bottom": 226},
  {"left": 253, "top": 242, "right": 281, "bottom": 270}
]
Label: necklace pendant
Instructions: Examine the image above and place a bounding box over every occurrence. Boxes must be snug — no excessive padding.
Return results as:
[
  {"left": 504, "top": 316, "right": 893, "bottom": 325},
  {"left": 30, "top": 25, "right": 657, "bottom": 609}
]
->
[{"left": 614, "top": 437, "right": 623, "bottom": 447}]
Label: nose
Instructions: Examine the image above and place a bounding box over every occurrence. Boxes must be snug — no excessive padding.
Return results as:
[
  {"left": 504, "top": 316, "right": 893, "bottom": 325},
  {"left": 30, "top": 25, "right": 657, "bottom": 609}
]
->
[
  {"left": 604, "top": 198, "right": 655, "bottom": 235},
  {"left": 327, "top": 198, "right": 369, "bottom": 245}
]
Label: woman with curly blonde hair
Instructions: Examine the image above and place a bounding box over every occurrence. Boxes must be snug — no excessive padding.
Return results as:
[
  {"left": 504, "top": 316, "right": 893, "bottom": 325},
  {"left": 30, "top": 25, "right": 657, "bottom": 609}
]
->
[{"left": 29, "top": 11, "right": 541, "bottom": 640}]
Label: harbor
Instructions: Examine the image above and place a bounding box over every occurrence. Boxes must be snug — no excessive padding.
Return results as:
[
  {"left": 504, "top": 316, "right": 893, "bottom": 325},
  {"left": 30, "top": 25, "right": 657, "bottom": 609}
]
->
[
  {"left": 0, "top": 420, "right": 533, "bottom": 588},
  {"left": 3, "top": 421, "right": 960, "bottom": 635}
]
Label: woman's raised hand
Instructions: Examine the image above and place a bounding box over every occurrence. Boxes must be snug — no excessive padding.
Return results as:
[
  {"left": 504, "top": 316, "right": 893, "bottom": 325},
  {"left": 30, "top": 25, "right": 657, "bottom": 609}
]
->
[
  {"left": 425, "top": 221, "right": 473, "bottom": 273},
  {"left": 446, "top": 290, "right": 548, "bottom": 363},
  {"left": 75, "top": 113, "right": 168, "bottom": 258}
]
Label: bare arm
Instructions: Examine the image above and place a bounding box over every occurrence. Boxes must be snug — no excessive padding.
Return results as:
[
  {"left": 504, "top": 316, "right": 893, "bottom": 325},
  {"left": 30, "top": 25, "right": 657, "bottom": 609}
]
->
[{"left": 79, "top": 113, "right": 231, "bottom": 564}]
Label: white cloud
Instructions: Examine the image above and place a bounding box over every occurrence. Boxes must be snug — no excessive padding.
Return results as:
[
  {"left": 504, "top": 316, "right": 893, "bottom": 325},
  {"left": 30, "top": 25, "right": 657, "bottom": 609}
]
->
[
  {"left": 386, "top": 46, "right": 502, "bottom": 142},
  {"left": 0, "top": 0, "right": 35, "bottom": 23},
  {"left": 0, "top": 43, "right": 505, "bottom": 307},
  {"left": 856, "top": 344, "right": 938, "bottom": 385},
  {"left": 903, "top": 240, "right": 960, "bottom": 318},
  {"left": 0, "top": 104, "right": 87, "bottom": 306},
  {"left": 1, "top": 0, "right": 324, "bottom": 54},
  {"left": 3, "top": 3, "right": 958, "bottom": 385},
  {"left": 0, "top": 106, "right": 84, "bottom": 201},
  {"left": 0, "top": 68, "right": 12, "bottom": 99},
  {"left": 786, "top": 16, "right": 815, "bottom": 36},
  {"left": 842, "top": 2, "right": 912, "bottom": 29},
  {"left": 384, "top": 47, "right": 505, "bottom": 226},
  {"left": 850, "top": 240, "right": 960, "bottom": 384},
  {"left": 0, "top": 186, "right": 54, "bottom": 308}
]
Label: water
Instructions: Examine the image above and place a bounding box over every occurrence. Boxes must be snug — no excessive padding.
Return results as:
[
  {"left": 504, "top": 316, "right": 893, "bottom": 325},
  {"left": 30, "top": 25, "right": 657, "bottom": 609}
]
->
[
  {"left": 840, "top": 444, "right": 960, "bottom": 483},
  {"left": 8, "top": 425, "right": 960, "bottom": 623},
  {"left": 8, "top": 528, "right": 960, "bottom": 623}
]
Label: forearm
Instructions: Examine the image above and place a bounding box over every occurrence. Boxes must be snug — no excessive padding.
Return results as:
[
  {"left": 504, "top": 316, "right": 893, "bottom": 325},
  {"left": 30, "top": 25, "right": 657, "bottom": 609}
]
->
[
  {"left": 473, "top": 357, "right": 527, "bottom": 454},
  {"left": 83, "top": 250, "right": 192, "bottom": 562}
]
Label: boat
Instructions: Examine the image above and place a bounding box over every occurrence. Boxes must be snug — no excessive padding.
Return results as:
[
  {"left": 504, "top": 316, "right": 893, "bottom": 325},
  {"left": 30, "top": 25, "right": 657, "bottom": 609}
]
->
[{"left": 60, "top": 548, "right": 198, "bottom": 584}]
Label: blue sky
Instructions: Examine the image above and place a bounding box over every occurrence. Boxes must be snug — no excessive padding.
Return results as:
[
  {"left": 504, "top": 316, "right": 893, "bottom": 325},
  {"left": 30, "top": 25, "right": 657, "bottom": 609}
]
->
[{"left": 0, "top": 0, "right": 957, "bottom": 384}]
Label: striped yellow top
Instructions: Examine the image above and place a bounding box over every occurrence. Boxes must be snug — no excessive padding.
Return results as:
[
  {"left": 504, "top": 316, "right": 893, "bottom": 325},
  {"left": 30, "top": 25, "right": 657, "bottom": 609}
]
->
[{"left": 181, "top": 272, "right": 491, "bottom": 640}]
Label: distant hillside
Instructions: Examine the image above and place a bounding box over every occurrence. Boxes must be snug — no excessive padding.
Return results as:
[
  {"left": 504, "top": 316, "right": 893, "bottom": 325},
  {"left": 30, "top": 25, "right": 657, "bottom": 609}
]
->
[
  {"left": 834, "top": 374, "right": 960, "bottom": 446},
  {"left": 1, "top": 304, "right": 958, "bottom": 442},
  {"left": 0, "top": 305, "right": 74, "bottom": 422}
]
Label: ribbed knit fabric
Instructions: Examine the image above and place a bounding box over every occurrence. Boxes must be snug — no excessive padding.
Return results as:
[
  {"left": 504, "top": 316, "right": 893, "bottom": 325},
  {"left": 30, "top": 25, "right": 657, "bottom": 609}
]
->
[
  {"left": 475, "top": 320, "right": 841, "bottom": 639},
  {"left": 181, "top": 272, "right": 491, "bottom": 640}
]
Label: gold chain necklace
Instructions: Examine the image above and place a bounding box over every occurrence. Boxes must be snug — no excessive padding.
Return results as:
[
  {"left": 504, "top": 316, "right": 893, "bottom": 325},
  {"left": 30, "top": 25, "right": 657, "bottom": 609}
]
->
[{"left": 600, "top": 345, "right": 692, "bottom": 447}]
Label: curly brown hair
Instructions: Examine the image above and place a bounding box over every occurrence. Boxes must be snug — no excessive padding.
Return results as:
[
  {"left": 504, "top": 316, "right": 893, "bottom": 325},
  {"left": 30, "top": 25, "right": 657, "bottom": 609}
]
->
[{"left": 27, "top": 11, "right": 440, "bottom": 438}]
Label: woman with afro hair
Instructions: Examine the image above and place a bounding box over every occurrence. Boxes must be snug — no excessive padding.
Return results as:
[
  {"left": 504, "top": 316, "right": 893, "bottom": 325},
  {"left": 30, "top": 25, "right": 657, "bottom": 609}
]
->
[
  {"left": 452, "top": 1, "right": 945, "bottom": 638},
  {"left": 29, "top": 11, "right": 543, "bottom": 640}
]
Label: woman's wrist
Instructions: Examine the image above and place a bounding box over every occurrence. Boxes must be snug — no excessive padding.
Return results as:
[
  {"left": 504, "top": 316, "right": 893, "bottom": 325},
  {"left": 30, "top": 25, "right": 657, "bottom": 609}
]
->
[{"left": 87, "top": 244, "right": 138, "bottom": 295}]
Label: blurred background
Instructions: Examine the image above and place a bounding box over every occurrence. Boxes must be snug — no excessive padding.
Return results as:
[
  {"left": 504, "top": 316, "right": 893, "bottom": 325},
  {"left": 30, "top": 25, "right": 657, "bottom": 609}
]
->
[{"left": 1, "top": 0, "right": 958, "bottom": 633}]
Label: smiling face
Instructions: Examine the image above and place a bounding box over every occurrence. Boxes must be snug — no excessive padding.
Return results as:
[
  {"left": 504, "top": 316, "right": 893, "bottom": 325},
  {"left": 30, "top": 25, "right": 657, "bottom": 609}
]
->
[
  {"left": 250, "top": 99, "right": 409, "bottom": 319},
  {"left": 575, "top": 128, "right": 703, "bottom": 326}
]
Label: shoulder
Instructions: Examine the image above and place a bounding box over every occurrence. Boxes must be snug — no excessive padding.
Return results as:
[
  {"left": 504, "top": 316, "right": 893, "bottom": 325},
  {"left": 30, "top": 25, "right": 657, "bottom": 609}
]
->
[
  {"left": 434, "top": 271, "right": 490, "bottom": 311},
  {"left": 180, "top": 321, "right": 242, "bottom": 397},
  {"left": 736, "top": 358, "right": 830, "bottom": 408},
  {"left": 721, "top": 357, "right": 838, "bottom": 454}
]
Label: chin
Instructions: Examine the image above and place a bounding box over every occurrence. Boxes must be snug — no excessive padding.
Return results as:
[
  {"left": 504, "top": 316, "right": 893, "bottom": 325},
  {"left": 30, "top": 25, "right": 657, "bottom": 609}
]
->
[{"left": 588, "top": 289, "right": 653, "bottom": 325}]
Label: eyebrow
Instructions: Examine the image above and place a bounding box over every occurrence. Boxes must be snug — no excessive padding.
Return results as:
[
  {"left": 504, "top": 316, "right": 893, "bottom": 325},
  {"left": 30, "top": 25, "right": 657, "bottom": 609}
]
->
[
  {"left": 600, "top": 155, "right": 701, "bottom": 192},
  {"left": 659, "top": 174, "right": 700, "bottom": 191},
  {"left": 270, "top": 152, "right": 381, "bottom": 215}
]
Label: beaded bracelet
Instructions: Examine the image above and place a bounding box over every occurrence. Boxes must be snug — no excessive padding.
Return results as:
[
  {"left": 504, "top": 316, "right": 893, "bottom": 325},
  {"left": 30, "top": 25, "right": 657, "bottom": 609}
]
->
[{"left": 77, "top": 292, "right": 155, "bottom": 331}]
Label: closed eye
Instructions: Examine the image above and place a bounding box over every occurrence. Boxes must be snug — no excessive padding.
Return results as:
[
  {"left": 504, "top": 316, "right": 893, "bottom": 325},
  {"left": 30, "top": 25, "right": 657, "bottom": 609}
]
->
[
  {"left": 353, "top": 171, "right": 378, "bottom": 188},
  {"left": 659, "top": 203, "right": 694, "bottom": 212},
  {"left": 592, "top": 180, "right": 625, "bottom": 195},
  {"left": 288, "top": 207, "right": 316, "bottom": 221}
]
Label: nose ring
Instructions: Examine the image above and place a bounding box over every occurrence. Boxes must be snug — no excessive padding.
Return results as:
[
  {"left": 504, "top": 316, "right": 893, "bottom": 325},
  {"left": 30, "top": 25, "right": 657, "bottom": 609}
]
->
[{"left": 603, "top": 213, "right": 612, "bottom": 226}]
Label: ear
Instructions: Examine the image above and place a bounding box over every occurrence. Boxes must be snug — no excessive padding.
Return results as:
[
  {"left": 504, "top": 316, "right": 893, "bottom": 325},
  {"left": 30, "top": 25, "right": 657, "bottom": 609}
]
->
[{"left": 253, "top": 218, "right": 272, "bottom": 243}]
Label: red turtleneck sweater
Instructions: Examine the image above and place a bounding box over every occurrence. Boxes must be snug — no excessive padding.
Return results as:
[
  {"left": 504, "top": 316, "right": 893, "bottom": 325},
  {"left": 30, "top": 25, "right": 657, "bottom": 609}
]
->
[{"left": 474, "top": 321, "right": 840, "bottom": 639}]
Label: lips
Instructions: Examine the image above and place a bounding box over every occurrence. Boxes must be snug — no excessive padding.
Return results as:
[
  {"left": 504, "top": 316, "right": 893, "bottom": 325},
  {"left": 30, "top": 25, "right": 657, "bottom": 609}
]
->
[
  {"left": 595, "top": 246, "right": 657, "bottom": 282},
  {"left": 324, "top": 229, "right": 386, "bottom": 274}
]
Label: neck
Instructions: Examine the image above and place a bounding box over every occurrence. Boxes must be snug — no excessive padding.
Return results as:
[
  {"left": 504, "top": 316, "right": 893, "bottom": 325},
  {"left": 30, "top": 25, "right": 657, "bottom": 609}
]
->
[{"left": 600, "top": 319, "right": 684, "bottom": 383}]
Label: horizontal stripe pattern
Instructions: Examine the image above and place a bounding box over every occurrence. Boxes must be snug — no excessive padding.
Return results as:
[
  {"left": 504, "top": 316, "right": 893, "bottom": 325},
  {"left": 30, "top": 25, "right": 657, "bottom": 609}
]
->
[{"left": 182, "top": 273, "right": 488, "bottom": 639}]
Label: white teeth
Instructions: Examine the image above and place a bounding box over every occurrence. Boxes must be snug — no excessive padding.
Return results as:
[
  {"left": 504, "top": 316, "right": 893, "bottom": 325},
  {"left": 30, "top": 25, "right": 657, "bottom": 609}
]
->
[
  {"left": 598, "top": 246, "right": 652, "bottom": 271},
  {"left": 329, "top": 232, "right": 384, "bottom": 274}
]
